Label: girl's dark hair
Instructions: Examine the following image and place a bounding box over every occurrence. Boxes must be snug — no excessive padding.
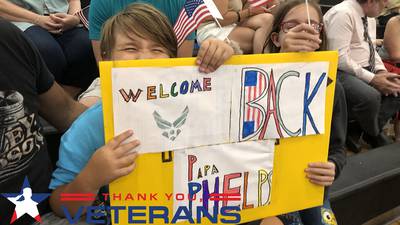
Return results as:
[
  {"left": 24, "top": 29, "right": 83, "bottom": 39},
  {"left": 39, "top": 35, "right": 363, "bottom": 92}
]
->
[{"left": 263, "top": 0, "right": 328, "bottom": 53}]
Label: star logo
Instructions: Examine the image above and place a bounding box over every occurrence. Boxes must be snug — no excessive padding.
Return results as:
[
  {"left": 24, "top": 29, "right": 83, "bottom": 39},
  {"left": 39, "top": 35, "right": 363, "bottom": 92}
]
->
[{"left": 1, "top": 176, "right": 50, "bottom": 224}]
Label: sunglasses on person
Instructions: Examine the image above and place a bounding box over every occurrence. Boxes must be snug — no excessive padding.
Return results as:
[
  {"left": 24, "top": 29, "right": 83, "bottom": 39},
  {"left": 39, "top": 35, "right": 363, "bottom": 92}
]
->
[{"left": 280, "top": 20, "right": 324, "bottom": 33}]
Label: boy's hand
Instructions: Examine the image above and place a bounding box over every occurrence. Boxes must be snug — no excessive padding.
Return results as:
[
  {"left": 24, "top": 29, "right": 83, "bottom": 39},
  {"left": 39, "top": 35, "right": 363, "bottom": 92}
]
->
[
  {"left": 305, "top": 161, "right": 336, "bottom": 186},
  {"left": 196, "top": 38, "right": 234, "bottom": 74},
  {"left": 83, "top": 130, "right": 139, "bottom": 190}
]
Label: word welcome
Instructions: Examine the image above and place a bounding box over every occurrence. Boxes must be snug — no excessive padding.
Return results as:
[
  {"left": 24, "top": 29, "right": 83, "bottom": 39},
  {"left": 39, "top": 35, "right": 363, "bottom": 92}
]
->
[{"left": 119, "top": 78, "right": 212, "bottom": 103}]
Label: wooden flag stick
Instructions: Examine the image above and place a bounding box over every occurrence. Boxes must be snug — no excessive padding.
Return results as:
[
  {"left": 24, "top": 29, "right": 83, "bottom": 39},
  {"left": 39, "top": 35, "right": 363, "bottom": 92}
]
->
[{"left": 305, "top": 0, "right": 311, "bottom": 26}]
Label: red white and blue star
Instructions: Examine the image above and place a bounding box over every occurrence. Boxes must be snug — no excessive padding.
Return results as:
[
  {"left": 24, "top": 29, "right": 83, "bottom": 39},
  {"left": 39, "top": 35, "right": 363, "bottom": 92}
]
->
[{"left": 1, "top": 176, "right": 50, "bottom": 224}]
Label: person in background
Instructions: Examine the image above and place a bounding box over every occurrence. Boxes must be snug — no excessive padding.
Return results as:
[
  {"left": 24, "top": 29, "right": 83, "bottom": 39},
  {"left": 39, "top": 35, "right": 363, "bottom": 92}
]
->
[
  {"left": 89, "top": 0, "right": 195, "bottom": 61},
  {"left": 377, "top": 0, "right": 400, "bottom": 142},
  {"left": 197, "top": 0, "right": 274, "bottom": 54},
  {"left": 0, "top": 0, "right": 98, "bottom": 98},
  {"left": 324, "top": 0, "right": 400, "bottom": 151},
  {"left": 0, "top": 19, "right": 87, "bottom": 225}
]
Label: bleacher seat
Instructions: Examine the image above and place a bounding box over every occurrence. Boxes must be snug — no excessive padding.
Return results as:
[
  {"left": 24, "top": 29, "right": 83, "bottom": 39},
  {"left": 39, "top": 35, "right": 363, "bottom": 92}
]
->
[{"left": 330, "top": 143, "right": 400, "bottom": 225}]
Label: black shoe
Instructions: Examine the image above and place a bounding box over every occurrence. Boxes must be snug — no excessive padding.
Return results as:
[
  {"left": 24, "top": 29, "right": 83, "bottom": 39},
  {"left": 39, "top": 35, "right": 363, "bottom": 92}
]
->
[
  {"left": 362, "top": 132, "right": 393, "bottom": 148},
  {"left": 346, "top": 135, "right": 362, "bottom": 153},
  {"left": 346, "top": 121, "right": 363, "bottom": 153}
]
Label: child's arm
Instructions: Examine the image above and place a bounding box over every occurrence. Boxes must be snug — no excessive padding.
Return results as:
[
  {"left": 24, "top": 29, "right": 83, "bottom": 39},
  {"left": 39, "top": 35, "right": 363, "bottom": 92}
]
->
[
  {"left": 50, "top": 130, "right": 139, "bottom": 216},
  {"left": 196, "top": 38, "right": 234, "bottom": 73},
  {"left": 305, "top": 162, "right": 336, "bottom": 186},
  {"left": 305, "top": 83, "right": 347, "bottom": 186}
]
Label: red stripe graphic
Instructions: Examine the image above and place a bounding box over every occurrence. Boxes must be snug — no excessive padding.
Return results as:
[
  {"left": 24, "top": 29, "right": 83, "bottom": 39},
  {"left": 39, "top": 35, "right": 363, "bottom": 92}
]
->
[
  {"left": 209, "top": 193, "right": 241, "bottom": 201},
  {"left": 60, "top": 193, "right": 96, "bottom": 196},
  {"left": 60, "top": 193, "right": 96, "bottom": 201},
  {"left": 60, "top": 198, "right": 96, "bottom": 201}
]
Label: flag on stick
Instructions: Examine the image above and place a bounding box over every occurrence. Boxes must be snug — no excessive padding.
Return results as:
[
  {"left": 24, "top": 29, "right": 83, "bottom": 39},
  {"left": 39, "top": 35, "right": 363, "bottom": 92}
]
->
[
  {"left": 173, "top": 0, "right": 212, "bottom": 47},
  {"left": 248, "top": 0, "right": 271, "bottom": 8}
]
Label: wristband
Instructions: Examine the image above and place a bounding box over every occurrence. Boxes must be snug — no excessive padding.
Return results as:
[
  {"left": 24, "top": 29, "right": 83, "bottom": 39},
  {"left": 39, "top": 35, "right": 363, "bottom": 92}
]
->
[{"left": 236, "top": 11, "right": 241, "bottom": 22}]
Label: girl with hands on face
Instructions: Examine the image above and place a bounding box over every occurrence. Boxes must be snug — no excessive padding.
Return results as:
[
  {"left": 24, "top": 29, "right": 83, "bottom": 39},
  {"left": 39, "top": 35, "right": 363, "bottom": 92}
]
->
[
  {"left": 264, "top": 0, "right": 326, "bottom": 53},
  {"left": 259, "top": 1, "right": 345, "bottom": 224}
]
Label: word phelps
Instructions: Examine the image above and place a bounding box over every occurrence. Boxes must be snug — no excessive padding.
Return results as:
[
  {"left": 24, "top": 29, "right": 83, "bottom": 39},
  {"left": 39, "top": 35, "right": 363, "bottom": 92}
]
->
[{"left": 119, "top": 78, "right": 212, "bottom": 103}]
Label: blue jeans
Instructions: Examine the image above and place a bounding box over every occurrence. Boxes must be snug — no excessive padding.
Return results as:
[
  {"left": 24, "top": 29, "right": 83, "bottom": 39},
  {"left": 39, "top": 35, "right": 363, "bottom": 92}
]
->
[{"left": 24, "top": 26, "right": 98, "bottom": 89}]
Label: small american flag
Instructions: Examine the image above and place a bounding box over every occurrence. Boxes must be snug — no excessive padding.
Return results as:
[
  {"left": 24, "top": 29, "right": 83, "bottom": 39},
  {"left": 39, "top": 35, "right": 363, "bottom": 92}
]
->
[
  {"left": 174, "top": 0, "right": 212, "bottom": 47},
  {"left": 248, "top": 0, "right": 270, "bottom": 8},
  {"left": 75, "top": 5, "right": 89, "bottom": 29},
  {"left": 242, "top": 70, "right": 267, "bottom": 139}
]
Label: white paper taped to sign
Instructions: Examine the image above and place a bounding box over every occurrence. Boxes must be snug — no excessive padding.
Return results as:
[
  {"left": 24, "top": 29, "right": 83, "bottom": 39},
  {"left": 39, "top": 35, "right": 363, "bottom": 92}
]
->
[
  {"left": 172, "top": 140, "right": 275, "bottom": 222},
  {"left": 111, "top": 62, "right": 328, "bottom": 153}
]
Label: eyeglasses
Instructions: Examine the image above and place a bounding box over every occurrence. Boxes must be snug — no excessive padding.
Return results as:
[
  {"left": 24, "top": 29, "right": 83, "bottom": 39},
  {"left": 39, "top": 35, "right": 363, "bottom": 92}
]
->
[{"left": 280, "top": 20, "right": 324, "bottom": 33}]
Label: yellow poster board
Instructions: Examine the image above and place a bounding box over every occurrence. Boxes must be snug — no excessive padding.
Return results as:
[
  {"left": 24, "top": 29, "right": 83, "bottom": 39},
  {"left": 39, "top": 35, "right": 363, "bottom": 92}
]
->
[{"left": 100, "top": 51, "right": 338, "bottom": 224}]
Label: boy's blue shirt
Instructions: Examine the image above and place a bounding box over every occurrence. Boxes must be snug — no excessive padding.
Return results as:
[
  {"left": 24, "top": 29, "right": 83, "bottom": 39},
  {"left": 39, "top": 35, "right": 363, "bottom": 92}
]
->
[{"left": 49, "top": 102, "right": 104, "bottom": 190}]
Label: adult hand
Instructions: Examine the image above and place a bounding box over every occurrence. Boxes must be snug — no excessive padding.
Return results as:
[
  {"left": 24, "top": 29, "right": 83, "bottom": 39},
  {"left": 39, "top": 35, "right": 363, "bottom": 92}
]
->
[
  {"left": 83, "top": 130, "right": 139, "bottom": 190},
  {"left": 34, "top": 15, "right": 62, "bottom": 33},
  {"left": 370, "top": 71, "right": 400, "bottom": 96},
  {"left": 305, "top": 161, "right": 336, "bottom": 186},
  {"left": 248, "top": 6, "right": 269, "bottom": 16},
  {"left": 196, "top": 38, "right": 234, "bottom": 73},
  {"left": 280, "top": 23, "right": 322, "bottom": 53},
  {"left": 50, "top": 13, "right": 80, "bottom": 32}
]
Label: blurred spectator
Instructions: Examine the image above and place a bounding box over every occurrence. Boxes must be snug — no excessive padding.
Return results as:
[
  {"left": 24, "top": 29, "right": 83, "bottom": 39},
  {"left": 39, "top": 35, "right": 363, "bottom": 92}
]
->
[
  {"left": 89, "top": 0, "right": 197, "bottom": 61},
  {"left": 324, "top": 0, "right": 400, "bottom": 151},
  {"left": 197, "top": 0, "right": 274, "bottom": 54},
  {"left": 378, "top": 3, "right": 400, "bottom": 142},
  {"left": 378, "top": 1, "right": 400, "bottom": 68},
  {"left": 0, "top": 0, "right": 98, "bottom": 98},
  {"left": 0, "top": 19, "right": 86, "bottom": 225},
  {"left": 377, "top": 0, "right": 400, "bottom": 36}
]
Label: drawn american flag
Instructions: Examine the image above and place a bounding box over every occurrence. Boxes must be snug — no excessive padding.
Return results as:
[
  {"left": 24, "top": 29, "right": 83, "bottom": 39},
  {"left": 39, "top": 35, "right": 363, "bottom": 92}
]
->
[
  {"left": 242, "top": 70, "right": 267, "bottom": 139},
  {"left": 173, "top": 0, "right": 212, "bottom": 47},
  {"left": 248, "top": 0, "right": 270, "bottom": 7}
]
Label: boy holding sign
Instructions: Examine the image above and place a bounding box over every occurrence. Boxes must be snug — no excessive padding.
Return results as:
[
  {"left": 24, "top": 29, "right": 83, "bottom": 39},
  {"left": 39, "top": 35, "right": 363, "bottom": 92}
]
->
[{"left": 48, "top": 3, "right": 234, "bottom": 223}]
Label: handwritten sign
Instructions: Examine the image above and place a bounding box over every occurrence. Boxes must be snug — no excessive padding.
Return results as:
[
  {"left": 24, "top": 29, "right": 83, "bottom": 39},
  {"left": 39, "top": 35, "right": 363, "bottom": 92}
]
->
[
  {"left": 100, "top": 52, "right": 339, "bottom": 225},
  {"left": 111, "top": 63, "right": 328, "bottom": 153}
]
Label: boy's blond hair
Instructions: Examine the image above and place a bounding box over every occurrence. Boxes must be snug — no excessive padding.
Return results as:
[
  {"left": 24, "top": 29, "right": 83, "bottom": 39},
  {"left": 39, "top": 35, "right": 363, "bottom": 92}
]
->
[{"left": 100, "top": 3, "right": 178, "bottom": 60}]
